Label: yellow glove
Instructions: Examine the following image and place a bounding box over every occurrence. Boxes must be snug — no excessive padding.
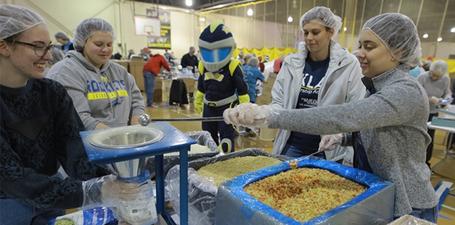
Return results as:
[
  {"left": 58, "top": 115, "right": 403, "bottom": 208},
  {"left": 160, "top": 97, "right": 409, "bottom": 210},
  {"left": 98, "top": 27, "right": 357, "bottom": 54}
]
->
[
  {"left": 238, "top": 94, "right": 250, "bottom": 104},
  {"left": 194, "top": 90, "right": 204, "bottom": 114}
]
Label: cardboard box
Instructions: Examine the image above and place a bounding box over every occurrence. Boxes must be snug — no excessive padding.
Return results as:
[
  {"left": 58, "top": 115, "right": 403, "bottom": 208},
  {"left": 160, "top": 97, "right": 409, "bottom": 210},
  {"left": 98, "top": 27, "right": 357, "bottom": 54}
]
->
[{"left": 388, "top": 215, "right": 436, "bottom": 225}]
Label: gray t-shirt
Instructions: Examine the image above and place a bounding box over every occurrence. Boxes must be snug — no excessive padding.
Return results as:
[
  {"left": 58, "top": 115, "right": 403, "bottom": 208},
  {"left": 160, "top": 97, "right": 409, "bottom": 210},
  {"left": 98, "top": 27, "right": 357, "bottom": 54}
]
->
[{"left": 417, "top": 72, "right": 451, "bottom": 113}]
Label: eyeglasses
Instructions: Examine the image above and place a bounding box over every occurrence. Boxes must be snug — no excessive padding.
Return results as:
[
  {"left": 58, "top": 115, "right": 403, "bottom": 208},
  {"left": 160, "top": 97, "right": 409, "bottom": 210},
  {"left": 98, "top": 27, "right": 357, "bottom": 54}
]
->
[{"left": 14, "top": 41, "right": 54, "bottom": 57}]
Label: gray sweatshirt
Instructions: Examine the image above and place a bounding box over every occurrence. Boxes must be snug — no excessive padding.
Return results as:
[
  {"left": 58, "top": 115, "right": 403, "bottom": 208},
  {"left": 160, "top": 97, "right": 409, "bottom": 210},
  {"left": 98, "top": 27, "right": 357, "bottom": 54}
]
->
[
  {"left": 417, "top": 72, "right": 451, "bottom": 113},
  {"left": 268, "top": 68, "right": 437, "bottom": 217},
  {"left": 48, "top": 51, "right": 145, "bottom": 130}
]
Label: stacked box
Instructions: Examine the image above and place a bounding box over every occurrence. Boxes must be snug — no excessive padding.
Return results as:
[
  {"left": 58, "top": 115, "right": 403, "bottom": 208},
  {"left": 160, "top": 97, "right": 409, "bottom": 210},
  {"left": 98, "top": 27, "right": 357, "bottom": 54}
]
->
[{"left": 215, "top": 157, "right": 395, "bottom": 225}]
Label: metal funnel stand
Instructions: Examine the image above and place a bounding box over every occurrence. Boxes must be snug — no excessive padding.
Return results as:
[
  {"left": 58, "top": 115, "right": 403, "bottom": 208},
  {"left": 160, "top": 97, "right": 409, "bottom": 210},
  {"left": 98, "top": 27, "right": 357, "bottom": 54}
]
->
[{"left": 80, "top": 122, "right": 196, "bottom": 225}]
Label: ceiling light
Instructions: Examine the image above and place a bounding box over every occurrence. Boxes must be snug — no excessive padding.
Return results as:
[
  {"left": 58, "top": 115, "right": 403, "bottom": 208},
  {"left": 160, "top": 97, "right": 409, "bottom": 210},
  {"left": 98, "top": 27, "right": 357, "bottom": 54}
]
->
[
  {"left": 451, "top": 27, "right": 455, "bottom": 33},
  {"left": 422, "top": 33, "right": 428, "bottom": 39},
  {"left": 199, "top": 17, "right": 206, "bottom": 22},
  {"left": 185, "top": 0, "right": 193, "bottom": 7},
  {"left": 437, "top": 37, "right": 443, "bottom": 42},
  {"left": 247, "top": 8, "right": 253, "bottom": 16},
  {"left": 287, "top": 16, "right": 293, "bottom": 23},
  {"left": 343, "top": 27, "right": 347, "bottom": 32}
]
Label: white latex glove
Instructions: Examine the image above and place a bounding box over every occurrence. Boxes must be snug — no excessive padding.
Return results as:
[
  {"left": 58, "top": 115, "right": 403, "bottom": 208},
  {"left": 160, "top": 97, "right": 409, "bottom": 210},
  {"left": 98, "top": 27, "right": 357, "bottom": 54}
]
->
[
  {"left": 318, "top": 134, "right": 343, "bottom": 152},
  {"left": 430, "top": 96, "right": 440, "bottom": 105},
  {"left": 224, "top": 103, "right": 273, "bottom": 128}
]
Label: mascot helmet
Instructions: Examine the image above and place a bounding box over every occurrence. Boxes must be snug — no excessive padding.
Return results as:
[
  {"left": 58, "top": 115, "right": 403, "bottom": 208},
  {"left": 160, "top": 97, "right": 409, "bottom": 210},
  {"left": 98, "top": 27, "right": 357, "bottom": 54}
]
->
[{"left": 198, "top": 23, "right": 236, "bottom": 72}]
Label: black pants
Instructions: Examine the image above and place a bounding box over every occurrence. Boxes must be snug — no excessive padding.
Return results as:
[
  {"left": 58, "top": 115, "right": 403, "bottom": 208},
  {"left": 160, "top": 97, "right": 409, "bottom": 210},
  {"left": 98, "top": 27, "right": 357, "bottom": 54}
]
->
[
  {"left": 426, "top": 113, "right": 438, "bottom": 167},
  {"left": 202, "top": 104, "right": 234, "bottom": 153}
]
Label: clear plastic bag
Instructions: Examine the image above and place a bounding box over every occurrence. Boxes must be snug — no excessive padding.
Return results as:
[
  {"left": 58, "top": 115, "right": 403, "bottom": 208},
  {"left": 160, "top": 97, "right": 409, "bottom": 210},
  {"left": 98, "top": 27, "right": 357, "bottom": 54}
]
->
[
  {"left": 146, "top": 131, "right": 218, "bottom": 178},
  {"left": 165, "top": 149, "right": 288, "bottom": 225}
]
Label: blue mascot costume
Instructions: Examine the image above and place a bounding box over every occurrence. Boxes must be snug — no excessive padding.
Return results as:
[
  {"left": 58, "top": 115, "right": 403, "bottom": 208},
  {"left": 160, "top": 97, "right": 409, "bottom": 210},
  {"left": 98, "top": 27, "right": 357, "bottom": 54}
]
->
[{"left": 194, "top": 22, "right": 249, "bottom": 153}]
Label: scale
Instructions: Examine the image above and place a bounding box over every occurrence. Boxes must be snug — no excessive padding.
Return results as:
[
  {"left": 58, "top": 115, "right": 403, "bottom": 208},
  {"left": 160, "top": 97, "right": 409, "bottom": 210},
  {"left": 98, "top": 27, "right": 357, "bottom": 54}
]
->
[{"left": 80, "top": 122, "right": 196, "bottom": 225}]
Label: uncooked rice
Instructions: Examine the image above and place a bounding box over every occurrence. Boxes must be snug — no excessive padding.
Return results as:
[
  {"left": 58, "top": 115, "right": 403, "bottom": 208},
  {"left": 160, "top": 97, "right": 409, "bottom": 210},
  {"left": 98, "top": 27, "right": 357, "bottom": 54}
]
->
[
  {"left": 244, "top": 168, "right": 365, "bottom": 222},
  {"left": 197, "top": 156, "right": 281, "bottom": 186}
]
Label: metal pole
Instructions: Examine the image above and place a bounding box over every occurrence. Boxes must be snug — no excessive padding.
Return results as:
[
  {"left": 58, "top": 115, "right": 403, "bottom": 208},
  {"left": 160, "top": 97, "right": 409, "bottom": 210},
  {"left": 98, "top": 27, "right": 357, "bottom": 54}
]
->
[
  {"left": 379, "top": 0, "right": 384, "bottom": 14},
  {"left": 397, "top": 0, "right": 403, "bottom": 12},
  {"left": 415, "top": 0, "right": 424, "bottom": 27},
  {"left": 434, "top": 0, "right": 449, "bottom": 57}
]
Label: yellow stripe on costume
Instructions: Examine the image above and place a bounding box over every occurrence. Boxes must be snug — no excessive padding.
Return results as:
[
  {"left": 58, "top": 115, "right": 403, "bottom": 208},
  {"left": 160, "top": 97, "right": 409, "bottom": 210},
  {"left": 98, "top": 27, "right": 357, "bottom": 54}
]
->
[
  {"left": 229, "top": 59, "right": 241, "bottom": 76},
  {"left": 204, "top": 72, "right": 224, "bottom": 82},
  {"left": 238, "top": 94, "right": 250, "bottom": 104},
  {"left": 198, "top": 61, "right": 205, "bottom": 75}
]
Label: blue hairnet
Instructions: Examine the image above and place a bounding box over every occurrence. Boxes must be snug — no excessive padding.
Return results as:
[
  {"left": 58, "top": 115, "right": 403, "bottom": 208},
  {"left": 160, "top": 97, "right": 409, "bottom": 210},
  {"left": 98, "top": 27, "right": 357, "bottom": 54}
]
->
[
  {"left": 300, "top": 6, "right": 342, "bottom": 34},
  {"left": 363, "top": 13, "right": 420, "bottom": 68},
  {"left": 0, "top": 4, "right": 44, "bottom": 40},
  {"left": 74, "top": 18, "right": 114, "bottom": 51}
]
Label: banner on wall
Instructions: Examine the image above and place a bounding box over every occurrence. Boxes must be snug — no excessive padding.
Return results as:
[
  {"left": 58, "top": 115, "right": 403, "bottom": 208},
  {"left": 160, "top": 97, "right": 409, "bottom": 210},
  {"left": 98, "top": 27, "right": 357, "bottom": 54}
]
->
[{"left": 146, "top": 8, "right": 171, "bottom": 49}]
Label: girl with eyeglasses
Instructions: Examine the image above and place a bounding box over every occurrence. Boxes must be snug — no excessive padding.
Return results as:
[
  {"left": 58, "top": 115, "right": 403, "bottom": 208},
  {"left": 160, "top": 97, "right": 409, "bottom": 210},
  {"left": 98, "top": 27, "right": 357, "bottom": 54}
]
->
[{"left": 0, "top": 5, "right": 148, "bottom": 224}]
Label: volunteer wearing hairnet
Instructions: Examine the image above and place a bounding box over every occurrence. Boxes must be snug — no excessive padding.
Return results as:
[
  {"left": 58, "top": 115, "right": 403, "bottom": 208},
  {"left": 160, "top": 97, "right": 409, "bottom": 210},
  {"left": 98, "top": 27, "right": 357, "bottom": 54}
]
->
[
  {"left": 0, "top": 5, "right": 150, "bottom": 224},
  {"left": 418, "top": 60, "right": 451, "bottom": 167},
  {"left": 225, "top": 13, "right": 438, "bottom": 222},
  {"left": 270, "top": 6, "right": 365, "bottom": 160},
  {"left": 48, "top": 18, "right": 144, "bottom": 130}
]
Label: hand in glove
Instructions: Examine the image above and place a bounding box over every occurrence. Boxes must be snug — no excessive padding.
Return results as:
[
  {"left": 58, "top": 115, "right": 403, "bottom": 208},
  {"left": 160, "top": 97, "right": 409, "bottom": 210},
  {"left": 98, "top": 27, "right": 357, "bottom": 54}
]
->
[
  {"left": 224, "top": 103, "right": 273, "bottom": 128},
  {"left": 194, "top": 90, "right": 204, "bottom": 114},
  {"left": 430, "top": 96, "right": 440, "bottom": 105},
  {"left": 318, "top": 134, "right": 343, "bottom": 152}
]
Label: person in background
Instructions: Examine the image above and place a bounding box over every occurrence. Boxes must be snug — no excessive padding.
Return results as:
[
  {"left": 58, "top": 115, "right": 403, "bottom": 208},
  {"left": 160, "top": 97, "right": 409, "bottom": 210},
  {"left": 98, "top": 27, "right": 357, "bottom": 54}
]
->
[
  {"left": 243, "top": 53, "right": 253, "bottom": 66},
  {"left": 143, "top": 51, "right": 170, "bottom": 107},
  {"left": 225, "top": 13, "right": 438, "bottom": 223},
  {"left": 417, "top": 60, "right": 451, "bottom": 167},
  {"left": 422, "top": 61, "right": 432, "bottom": 72},
  {"left": 272, "top": 55, "right": 284, "bottom": 74},
  {"left": 195, "top": 22, "right": 250, "bottom": 153},
  {"left": 270, "top": 6, "right": 365, "bottom": 161},
  {"left": 127, "top": 49, "right": 135, "bottom": 59},
  {"left": 44, "top": 46, "right": 64, "bottom": 76},
  {"left": 48, "top": 18, "right": 145, "bottom": 130},
  {"left": 0, "top": 5, "right": 150, "bottom": 224},
  {"left": 408, "top": 55, "right": 425, "bottom": 78},
  {"left": 243, "top": 56, "right": 265, "bottom": 103},
  {"left": 139, "top": 47, "right": 150, "bottom": 61},
  {"left": 237, "top": 51, "right": 245, "bottom": 64},
  {"left": 258, "top": 56, "right": 265, "bottom": 73},
  {"left": 180, "top": 46, "right": 198, "bottom": 73},
  {"left": 111, "top": 52, "right": 122, "bottom": 60},
  {"left": 49, "top": 46, "right": 64, "bottom": 65},
  {"left": 54, "top": 31, "right": 74, "bottom": 53},
  {"left": 164, "top": 49, "right": 176, "bottom": 66}
]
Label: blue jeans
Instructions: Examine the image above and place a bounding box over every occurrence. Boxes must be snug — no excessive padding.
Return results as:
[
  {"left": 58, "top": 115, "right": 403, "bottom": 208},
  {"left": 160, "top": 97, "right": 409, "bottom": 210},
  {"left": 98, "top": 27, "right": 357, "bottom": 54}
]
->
[
  {"left": 282, "top": 144, "right": 326, "bottom": 159},
  {"left": 409, "top": 207, "right": 438, "bottom": 223},
  {"left": 0, "top": 198, "right": 64, "bottom": 225},
  {"left": 143, "top": 71, "right": 156, "bottom": 106}
]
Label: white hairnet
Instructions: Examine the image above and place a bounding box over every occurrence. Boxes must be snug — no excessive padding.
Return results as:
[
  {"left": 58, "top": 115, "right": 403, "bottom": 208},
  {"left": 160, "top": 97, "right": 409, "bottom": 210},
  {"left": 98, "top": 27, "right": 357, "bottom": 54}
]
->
[
  {"left": 300, "top": 6, "right": 342, "bottom": 33},
  {"left": 54, "top": 32, "right": 69, "bottom": 41},
  {"left": 0, "top": 4, "right": 44, "bottom": 40},
  {"left": 248, "top": 57, "right": 259, "bottom": 67},
  {"left": 430, "top": 60, "right": 448, "bottom": 76},
  {"left": 73, "top": 18, "right": 114, "bottom": 51},
  {"left": 363, "top": 13, "right": 420, "bottom": 68}
]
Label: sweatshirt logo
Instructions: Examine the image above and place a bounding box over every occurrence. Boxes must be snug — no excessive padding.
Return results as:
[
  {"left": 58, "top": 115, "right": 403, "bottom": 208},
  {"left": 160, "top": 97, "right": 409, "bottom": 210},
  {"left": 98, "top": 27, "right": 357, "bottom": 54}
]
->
[{"left": 86, "top": 79, "right": 129, "bottom": 100}]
